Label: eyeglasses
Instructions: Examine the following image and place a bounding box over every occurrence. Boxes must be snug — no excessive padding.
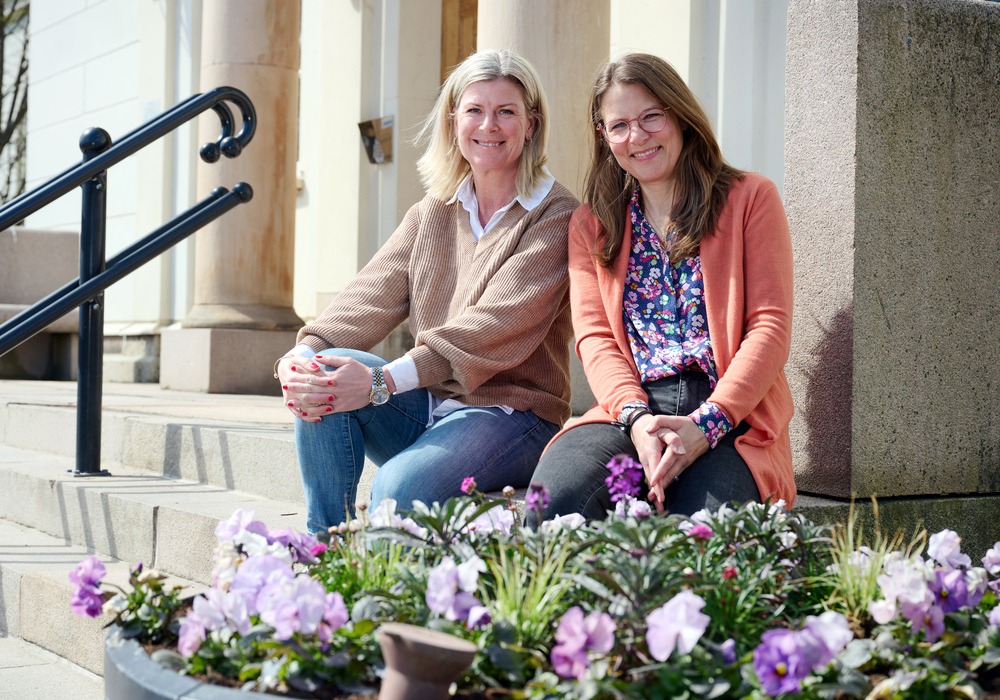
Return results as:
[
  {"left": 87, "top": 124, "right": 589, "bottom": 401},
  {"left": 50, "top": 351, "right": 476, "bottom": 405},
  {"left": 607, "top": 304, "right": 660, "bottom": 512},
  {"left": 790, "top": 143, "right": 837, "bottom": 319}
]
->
[{"left": 598, "top": 108, "right": 669, "bottom": 144}]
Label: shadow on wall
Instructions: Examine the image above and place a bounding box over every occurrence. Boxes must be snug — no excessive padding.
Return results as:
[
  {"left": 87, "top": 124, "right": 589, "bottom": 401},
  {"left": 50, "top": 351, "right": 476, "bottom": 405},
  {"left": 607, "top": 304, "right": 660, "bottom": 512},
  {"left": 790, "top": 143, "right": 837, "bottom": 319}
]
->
[{"left": 799, "top": 303, "right": 854, "bottom": 497}]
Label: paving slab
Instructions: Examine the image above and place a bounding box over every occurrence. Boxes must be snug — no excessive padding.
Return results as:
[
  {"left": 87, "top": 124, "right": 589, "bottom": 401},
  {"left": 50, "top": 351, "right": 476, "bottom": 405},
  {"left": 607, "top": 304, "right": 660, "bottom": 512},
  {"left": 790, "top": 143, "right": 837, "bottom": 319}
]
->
[{"left": 0, "top": 635, "right": 103, "bottom": 700}]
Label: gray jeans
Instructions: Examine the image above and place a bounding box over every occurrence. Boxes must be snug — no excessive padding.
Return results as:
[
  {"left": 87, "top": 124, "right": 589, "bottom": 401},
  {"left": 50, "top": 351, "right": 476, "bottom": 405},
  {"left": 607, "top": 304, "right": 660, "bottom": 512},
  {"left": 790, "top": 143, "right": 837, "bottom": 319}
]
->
[{"left": 527, "top": 371, "right": 760, "bottom": 524}]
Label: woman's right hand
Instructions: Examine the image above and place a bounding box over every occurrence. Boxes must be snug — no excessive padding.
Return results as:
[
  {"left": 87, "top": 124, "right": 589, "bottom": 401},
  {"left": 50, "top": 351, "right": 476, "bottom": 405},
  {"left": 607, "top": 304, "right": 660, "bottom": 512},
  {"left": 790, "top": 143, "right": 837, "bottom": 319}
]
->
[
  {"left": 629, "top": 413, "right": 687, "bottom": 512},
  {"left": 630, "top": 413, "right": 667, "bottom": 511},
  {"left": 275, "top": 355, "right": 337, "bottom": 423}
]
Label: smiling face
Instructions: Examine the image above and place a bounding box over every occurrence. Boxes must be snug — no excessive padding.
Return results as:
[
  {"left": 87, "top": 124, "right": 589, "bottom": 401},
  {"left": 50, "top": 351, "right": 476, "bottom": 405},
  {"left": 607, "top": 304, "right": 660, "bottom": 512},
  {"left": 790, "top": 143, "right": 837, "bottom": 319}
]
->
[
  {"left": 599, "top": 82, "right": 684, "bottom": 192},
  {"left": 453, "top": 78, "right": 535, "bottom": 184}
]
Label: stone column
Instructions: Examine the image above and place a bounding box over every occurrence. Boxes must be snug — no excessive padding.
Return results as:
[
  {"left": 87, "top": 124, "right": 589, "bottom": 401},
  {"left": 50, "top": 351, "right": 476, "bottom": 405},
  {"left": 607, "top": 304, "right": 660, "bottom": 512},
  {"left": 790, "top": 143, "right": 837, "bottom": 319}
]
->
[
  {"left": 477, "top": 0, "right": 610, "bottom": 415},
  {"left": 785, "top": 0, "right": 1000, "bottom": 505},
  {"left": 160, "top": 0, "right": 302, "bottom": 395},
  {"left": 477, "top": 0, "right": 610, "bottom": 198}
]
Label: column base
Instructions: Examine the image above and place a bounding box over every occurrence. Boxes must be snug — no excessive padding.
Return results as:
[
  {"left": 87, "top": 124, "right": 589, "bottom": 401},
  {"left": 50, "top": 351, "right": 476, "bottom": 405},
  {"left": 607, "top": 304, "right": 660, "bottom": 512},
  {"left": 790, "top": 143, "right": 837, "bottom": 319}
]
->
[{"left": 159, "top": 327, "right": 297, "bottom": 395}]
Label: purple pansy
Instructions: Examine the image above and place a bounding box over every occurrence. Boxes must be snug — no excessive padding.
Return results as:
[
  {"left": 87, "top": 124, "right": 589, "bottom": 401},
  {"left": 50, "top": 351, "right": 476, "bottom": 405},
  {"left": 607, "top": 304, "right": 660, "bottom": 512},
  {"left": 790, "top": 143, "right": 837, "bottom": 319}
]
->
[{"left": 753, "top": 628, "right": 811, "bottom": 696}]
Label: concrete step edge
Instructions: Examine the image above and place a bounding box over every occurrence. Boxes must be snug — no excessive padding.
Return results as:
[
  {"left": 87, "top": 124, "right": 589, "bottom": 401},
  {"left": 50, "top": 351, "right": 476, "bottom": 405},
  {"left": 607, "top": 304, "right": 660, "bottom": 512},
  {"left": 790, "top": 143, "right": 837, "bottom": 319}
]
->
[
  {"left": 1, "top": 399, "right": 308, "bottom": 503},
  {"left": 0, "top": 447, "right": 307, "bottom": 586},
  {"left": 0, "top": 517, "right": 201, "bottom": 676}
]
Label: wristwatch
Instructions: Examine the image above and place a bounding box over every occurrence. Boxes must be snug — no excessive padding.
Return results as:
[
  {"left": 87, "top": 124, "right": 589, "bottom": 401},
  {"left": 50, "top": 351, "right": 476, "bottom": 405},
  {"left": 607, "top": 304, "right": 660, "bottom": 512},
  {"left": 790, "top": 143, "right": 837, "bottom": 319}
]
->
[
  {"left": 369, "top": 367, "right": 390, "bottom": 406},
  {"left": 614, "top": 402, "right": 650, "bottom": 434}
]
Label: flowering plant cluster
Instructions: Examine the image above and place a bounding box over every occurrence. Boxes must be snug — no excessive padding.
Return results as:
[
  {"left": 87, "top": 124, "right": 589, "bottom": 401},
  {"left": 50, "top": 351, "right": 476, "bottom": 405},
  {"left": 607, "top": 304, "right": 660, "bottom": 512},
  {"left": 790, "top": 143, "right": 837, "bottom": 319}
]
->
[{"left": 70, "top": 455, "right": 1000, "bottom": 699}]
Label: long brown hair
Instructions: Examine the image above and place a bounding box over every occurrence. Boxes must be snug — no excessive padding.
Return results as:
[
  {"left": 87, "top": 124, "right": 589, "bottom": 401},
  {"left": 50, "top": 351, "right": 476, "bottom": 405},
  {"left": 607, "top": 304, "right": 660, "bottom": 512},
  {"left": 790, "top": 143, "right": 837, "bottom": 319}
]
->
[{"left": 584, "top": 53, "right": 742, "bottom": 266}]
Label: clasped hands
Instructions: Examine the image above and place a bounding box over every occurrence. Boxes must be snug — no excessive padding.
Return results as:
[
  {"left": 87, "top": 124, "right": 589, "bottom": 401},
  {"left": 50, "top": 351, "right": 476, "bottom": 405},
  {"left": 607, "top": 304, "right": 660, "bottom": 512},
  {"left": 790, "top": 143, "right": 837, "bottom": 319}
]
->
[
  {"left": 275, "top": 354, "right": 379, "bottom": 423},
  {"left": 630, "top": 413, "right": 709, "bottom": 512}
]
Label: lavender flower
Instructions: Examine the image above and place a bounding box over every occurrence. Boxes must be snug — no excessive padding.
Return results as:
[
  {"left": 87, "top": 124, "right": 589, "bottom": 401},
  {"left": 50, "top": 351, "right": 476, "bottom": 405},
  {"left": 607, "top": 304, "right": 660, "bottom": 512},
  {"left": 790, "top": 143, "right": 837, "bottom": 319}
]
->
[
  {"left": 318, "top": 592, "right": 349, "bottom": 643},
  {"left": 525, "top": 482, "right": 551, "bottom": 513},
  {"left": 927, "top": 529, "right": 972, "bottom": 568},
  {"left": 753, "top": 628, "right": 811, "bottom": 696},
  {"left": 868, "top": 557, "right": 932, "bottom": 624},
  {"left": 929, "top": 568, "right": 969, "bottom": 614},
  {"left": 799, "top": 611, "right": 853, "bottom": 668},
  {"left": 989, "top": 605, "right": 1000, "bottom": 628},
  {"left": 369, "top": 498, "right": 428, "bottom": 539},
  {"left": 646, "top": 590, "right": 710, "bottom": 662},
  {"left": 426, "top": 556, "right": 488, "bottom": 628},
  {"left": 550, "top": 607, "right": 616, "bottom": 679},
  {"left": 540, "top": 512, "right": 586, "bottom": 534},
  {"left": 69, "top": 556, "right": 108, "bottom": 618},
  {"left": 69, "top": 555, "right": 106, "bottom": 588},
  {"left": 268, "top": 527, "right": 323, "bottom": 564},
  {"left": 720, "top": 638, "right": 737, "bottom": 664},
  {"left": 605, "top": 454, "right": 643, "bottom": 503},
  {"left": 982, "top": 542, "right": 1000, "bottom": 580},
  {"left": 903, "top": 601, "right": 945, "bottom": 643},
  {"left": 460, "top": 504, "right": 514, "bottom": 537}
]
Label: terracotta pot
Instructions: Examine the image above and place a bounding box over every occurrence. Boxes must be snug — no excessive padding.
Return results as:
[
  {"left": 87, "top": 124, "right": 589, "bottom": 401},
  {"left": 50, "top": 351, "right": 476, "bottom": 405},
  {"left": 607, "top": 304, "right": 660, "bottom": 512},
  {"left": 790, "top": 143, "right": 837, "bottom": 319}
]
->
[{"left": 377, "top": 622, "right": 478, "bottom": 700}]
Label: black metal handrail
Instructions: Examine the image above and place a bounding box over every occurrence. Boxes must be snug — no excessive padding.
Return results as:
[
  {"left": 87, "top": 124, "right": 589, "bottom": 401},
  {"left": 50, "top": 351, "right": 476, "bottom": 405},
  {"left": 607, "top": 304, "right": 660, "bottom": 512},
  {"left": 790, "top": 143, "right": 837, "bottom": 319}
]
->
[{"left": 0, "top": 86, "right": 256, "bottom": 476}]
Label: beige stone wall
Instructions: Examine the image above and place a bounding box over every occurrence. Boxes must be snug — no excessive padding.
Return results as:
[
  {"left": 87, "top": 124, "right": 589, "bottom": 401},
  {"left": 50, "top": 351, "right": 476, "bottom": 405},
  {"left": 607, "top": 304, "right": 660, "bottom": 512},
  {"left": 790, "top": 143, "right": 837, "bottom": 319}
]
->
[{"left": 785, "top": 0, "right": 1000, "bottom": 498}]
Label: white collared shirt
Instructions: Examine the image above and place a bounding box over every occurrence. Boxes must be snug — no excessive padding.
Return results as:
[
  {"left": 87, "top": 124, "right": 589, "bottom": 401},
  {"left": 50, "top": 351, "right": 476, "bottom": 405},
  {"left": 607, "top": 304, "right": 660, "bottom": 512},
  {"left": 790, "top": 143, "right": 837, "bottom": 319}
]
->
[{"left": 447, "top": 167, "right": 555, "bottom": 240}]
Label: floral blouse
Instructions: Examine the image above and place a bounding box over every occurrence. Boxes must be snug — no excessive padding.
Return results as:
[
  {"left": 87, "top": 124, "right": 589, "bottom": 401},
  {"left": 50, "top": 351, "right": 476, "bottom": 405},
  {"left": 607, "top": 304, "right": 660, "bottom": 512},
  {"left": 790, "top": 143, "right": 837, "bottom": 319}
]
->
[{"left": 622, "top": 191, "right": 733, "bottom": 447}]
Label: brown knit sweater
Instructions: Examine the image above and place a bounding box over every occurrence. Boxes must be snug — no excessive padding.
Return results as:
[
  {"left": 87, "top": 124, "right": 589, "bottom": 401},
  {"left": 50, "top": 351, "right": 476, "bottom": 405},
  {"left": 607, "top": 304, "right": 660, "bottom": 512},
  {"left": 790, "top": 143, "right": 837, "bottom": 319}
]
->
[{"left": 297, "top": 182, "right": 579, "bottom": 426}]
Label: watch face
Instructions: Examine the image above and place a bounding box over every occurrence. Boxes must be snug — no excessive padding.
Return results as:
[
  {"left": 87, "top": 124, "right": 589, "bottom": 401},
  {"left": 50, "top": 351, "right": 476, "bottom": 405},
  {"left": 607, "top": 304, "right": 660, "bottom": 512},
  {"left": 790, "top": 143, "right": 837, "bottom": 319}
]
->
[{"left": 371, "top": 387, "right": 390, "bottom": 406}]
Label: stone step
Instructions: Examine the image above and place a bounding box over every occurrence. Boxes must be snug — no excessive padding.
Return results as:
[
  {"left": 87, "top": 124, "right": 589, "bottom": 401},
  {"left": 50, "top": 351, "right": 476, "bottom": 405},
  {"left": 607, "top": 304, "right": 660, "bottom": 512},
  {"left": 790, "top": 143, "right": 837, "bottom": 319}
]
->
[
  {"left": 0, "top": 517, "right": 201, "bottom": 676},
  {"left": 0, "top": 443, "right": 306, "bottom": 586},
  {"left": 0, "top": 380, "right": 315, "bottom": 504}
]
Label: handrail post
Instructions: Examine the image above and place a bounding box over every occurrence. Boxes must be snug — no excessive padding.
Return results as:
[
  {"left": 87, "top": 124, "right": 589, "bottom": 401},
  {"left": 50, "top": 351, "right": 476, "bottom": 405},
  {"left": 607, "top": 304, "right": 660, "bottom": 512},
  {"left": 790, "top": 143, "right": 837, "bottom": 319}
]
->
[{"left": 75, "top": 128, "right": 112, "bottom": 477}]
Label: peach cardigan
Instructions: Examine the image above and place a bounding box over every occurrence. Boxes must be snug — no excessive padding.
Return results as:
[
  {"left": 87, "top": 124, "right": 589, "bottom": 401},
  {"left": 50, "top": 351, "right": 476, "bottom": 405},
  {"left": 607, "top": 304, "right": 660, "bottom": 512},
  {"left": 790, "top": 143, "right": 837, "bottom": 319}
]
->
[{"left": 562, "top": 172, "right": 796, "bottom": 506}]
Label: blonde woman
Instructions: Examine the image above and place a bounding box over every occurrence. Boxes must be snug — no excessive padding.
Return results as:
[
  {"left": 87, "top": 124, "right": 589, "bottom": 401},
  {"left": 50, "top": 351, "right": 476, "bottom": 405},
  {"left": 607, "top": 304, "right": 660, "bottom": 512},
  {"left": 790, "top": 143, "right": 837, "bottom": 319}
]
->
[
  {"left": 274, "top": 50, "right": 577, "bottom": 534},
  {"left": 530, "top": 53, "right": 795, "bottom": 522}
]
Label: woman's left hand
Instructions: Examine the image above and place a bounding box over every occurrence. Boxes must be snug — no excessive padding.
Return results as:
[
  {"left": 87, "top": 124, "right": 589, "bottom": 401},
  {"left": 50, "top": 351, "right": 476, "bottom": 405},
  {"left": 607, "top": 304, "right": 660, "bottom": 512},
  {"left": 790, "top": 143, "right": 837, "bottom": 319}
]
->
[
  {"left": 312, "top": 355, "right": 377, "bottom": 414},
  {"left": 644, "top": 416, "right": 710, "bottom": 491}
]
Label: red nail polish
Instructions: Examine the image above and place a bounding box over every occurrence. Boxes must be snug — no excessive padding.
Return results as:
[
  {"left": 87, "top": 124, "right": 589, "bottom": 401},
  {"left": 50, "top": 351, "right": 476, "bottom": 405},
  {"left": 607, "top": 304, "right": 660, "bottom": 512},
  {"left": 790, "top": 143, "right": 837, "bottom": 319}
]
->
[
  {"left": 287, "top": 401, "right": 294, "bottom": 407},
  {"left": 325, "top": 406, "right": 333, "bottom": 413},
  {"left": 281, "top": 385, "right": 288, "bottom": 390},
  {"left": 301, "top": 410, "right": 308, "bottom": 416},
  {"left": 290, "top": 365, "right": 298, "bottom": 371},
  {"left": 328, "top": 395, "right": 334, "bottom": 401},
  {"left": 327, "top": 380, "right": 334, "bottom": 386},
  {"left": 310, "top": 363, "right": 319, "bottom": 369}
]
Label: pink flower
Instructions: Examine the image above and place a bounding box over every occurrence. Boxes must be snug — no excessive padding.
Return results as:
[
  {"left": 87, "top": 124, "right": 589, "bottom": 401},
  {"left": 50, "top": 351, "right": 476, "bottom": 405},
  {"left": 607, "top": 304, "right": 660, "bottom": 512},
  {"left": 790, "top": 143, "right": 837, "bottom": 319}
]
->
[
  {"left": 550, "top": 607, "right": 616, "bottom": 679},
  {"left": 460, "top": 477, "right": 477, "bottom": 495},
  {"left": 689, "top": 524, "right": 713, "bottom": 541},
  {"left": 646, "top": 590, "right": 710, "bottom": 661}
]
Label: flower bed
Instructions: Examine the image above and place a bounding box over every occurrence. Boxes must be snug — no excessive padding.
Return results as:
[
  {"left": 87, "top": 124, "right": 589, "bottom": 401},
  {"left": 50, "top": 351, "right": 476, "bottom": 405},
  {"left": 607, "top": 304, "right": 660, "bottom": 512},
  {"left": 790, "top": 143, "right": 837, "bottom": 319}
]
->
[{"left": 72, "top": 460, "right": 1000, "bottom": 699}]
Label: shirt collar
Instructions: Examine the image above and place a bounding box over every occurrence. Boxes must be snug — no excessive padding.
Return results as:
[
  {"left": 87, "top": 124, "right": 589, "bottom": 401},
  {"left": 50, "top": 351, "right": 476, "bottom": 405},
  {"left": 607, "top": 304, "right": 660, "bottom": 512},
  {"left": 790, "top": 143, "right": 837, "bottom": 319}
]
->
[{"left": 447, "top": 166, "right": 555, "bottom": 212}]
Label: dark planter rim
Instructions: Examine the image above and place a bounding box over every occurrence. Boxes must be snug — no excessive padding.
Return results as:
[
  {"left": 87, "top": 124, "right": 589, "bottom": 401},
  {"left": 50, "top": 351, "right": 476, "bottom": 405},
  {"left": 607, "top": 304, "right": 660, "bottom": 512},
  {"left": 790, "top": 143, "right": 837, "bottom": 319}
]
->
[{"left": 104, "top": 626, "right": 283, "bottom": 699}]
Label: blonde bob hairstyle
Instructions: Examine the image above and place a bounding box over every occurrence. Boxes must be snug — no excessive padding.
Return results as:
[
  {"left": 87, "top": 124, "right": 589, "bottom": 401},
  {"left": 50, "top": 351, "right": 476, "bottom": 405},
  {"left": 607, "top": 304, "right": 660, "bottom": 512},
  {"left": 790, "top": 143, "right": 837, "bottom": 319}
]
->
[
  {"left": 416, "top": 49, "right": 549, "bottom": 200},
  {"left": 584, "top": 53, "right": 742, "bottom": 267}
]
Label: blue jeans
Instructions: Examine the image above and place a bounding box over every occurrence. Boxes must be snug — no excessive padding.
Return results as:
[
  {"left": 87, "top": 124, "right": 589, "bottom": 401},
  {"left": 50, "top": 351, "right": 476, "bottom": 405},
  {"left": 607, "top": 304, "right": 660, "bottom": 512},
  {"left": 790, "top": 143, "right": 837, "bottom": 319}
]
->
[{"left": 294, "top": 349, "right": 559, "bottom": 533}]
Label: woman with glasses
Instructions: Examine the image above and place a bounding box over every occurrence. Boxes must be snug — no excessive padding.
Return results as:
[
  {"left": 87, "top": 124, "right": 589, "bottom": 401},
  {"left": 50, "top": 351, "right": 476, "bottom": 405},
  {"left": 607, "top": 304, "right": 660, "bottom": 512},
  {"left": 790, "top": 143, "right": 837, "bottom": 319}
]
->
[
  {"left": 528, "top": 52, "right": 795, "bottom": 522},
  {"left": 275, "top": 50, "right": 577, "bottom": 534}
]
